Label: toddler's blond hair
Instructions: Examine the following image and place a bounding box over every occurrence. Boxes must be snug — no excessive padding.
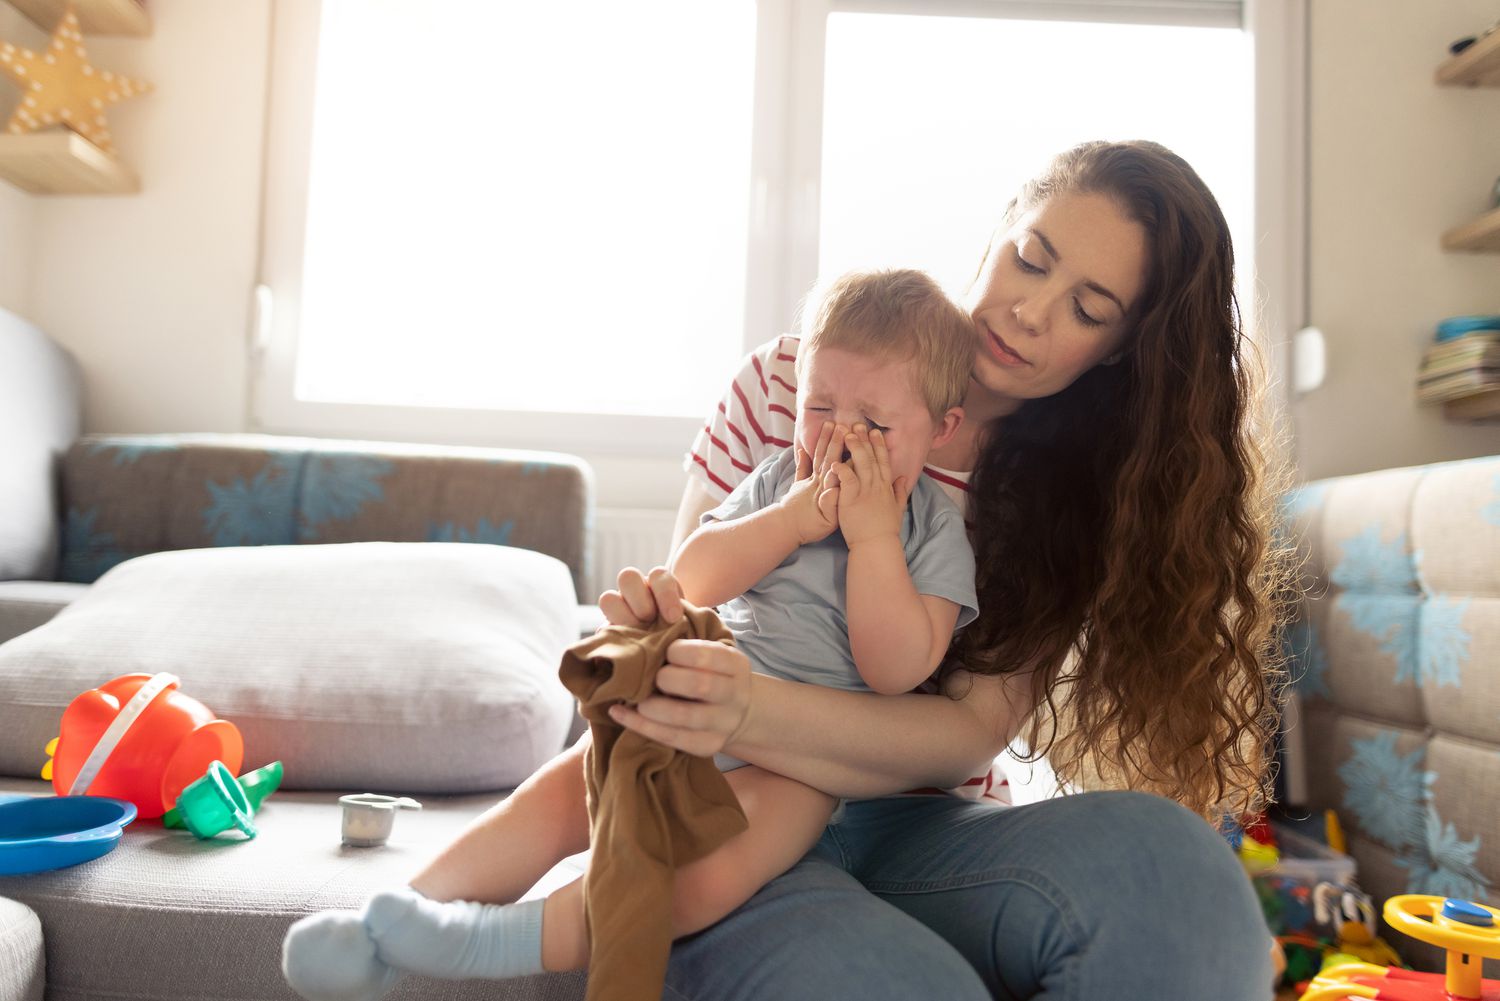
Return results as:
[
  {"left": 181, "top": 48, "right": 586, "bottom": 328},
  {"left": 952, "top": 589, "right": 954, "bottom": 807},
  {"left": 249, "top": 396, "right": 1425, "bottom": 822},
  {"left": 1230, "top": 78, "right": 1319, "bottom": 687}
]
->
[{"left": 796, "top": 269, "right": 973, "bottom": 420}]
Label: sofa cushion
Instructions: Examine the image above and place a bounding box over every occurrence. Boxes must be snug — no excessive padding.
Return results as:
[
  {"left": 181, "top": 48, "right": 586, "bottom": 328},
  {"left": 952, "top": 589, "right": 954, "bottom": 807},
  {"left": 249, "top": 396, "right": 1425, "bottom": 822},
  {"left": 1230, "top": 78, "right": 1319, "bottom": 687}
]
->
[
  {"left": 0, "top": 543, "right": 578, "bottom": 794},
  {"left": 0, "top": 892, "right": 43, "bottom": 1001},
  {"left": 0, "top": 776, "right": 586, "bottom": 1001},
  {"left": 57, "top": 434, "right": 595, "bottom": 600}
]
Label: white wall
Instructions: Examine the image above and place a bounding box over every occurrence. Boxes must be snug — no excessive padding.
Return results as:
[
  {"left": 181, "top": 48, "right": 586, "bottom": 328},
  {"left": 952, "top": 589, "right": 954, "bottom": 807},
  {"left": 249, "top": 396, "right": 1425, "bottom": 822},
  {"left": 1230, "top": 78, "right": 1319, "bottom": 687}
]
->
[
  {"left": 20, "top": 0, "right": 269, "bottom": 436},
  {"left": 0, "top": 6, "right": 36, "bottom": 316},
  {"left": 1295, "top": 1, "right": 1500, "bottom": 479}
]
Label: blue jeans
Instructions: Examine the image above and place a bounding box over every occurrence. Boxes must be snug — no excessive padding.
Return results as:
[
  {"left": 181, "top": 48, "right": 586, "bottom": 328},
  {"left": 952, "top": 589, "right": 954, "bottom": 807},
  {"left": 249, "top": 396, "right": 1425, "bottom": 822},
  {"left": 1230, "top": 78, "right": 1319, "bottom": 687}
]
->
[{"left": 663, "top": 790, "right": 1272, "bottom": 1000}]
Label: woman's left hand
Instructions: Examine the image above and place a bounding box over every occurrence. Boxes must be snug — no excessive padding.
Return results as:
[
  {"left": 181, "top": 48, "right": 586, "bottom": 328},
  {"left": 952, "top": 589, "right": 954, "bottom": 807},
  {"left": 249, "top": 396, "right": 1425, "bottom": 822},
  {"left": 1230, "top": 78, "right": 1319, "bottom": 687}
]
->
[{"left": 607, "top": 637, "right": 754, "bottom": 758}]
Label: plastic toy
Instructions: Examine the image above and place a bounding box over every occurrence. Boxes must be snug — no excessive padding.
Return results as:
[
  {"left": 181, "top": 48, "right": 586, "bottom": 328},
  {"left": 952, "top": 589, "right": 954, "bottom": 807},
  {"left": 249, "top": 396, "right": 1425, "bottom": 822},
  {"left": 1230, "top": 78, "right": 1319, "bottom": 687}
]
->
[
  {"left": 1312, "top": 883, "right": 1403, "bottom": 968},
  {"left": 42, "top": 672, "right": 243, "bottom": 819},
  {"left": 163, "top": 759, "right": 282, "bottom": 836},
  {"left": 340, "top": 793, "right": 422, "bottom": 847},
  {"left": 0, "top": 795, "right": 137, "bottom": 875},
  {"left": 1299, "top": 896, "right": 1500, "bottom": 1000}
]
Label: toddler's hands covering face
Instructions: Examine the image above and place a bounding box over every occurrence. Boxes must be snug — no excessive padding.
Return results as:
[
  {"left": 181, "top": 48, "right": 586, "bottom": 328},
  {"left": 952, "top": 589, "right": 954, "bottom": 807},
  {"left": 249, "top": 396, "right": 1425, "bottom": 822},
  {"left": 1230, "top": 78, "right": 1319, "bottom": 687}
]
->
[
  {"left": 780, "top": 420, "right": 842, "bottom": 544},
  {"left": 834, "top": 425, "right": 910, "bottom": 547}
]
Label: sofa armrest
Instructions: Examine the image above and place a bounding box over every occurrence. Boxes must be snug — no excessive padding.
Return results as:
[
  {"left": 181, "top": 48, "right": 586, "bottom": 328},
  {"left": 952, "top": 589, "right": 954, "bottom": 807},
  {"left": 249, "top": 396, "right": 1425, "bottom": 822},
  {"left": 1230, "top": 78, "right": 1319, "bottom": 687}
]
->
[
  {"left": 0, "top": 308, "right": 81, "bottom": 583},
  {"left": 58, "top": 433, "right": 594, "bottom": 600}
]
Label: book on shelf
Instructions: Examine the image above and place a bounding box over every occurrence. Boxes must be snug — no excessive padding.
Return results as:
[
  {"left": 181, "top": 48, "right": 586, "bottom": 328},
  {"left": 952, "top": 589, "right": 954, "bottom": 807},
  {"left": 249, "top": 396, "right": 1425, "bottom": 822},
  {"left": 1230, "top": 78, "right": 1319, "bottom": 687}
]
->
[
  {"left": 1417, "top": 367, "right": 1500, "bottom": 402},
  {"left": 1421, "top": 347, "right": 1500, "bottom": 379},
  {"left": 1424, "top": 332, "right": 1500, "bottom": 360}
]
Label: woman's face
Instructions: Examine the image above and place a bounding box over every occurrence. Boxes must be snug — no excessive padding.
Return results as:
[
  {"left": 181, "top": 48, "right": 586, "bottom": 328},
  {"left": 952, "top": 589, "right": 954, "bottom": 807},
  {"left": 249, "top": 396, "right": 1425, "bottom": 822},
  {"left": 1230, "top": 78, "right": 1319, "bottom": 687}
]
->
[{"left": 964, "top": 191, "right": 1149, "bottom": 406}]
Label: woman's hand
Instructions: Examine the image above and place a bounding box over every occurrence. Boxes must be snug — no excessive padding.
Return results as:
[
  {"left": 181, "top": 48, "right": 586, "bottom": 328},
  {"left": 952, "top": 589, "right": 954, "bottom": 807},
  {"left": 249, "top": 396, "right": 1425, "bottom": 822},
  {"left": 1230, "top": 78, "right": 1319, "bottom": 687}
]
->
[
  {"left": 597, "top": 566, "right": 754, "bottom": 757},
  {"left": 607, "top": 638, "right": 753, "bottom": 757},
  {"left": 598, "top": 565, "right": 685, "bottom": 627}
]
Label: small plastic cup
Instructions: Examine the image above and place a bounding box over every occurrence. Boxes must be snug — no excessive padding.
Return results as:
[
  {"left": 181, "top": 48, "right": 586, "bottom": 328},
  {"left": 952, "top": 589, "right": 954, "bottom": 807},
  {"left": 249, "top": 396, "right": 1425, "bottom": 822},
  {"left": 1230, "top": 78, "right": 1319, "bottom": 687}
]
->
[
  {"left": 174, "top": 760, "right": 256, "bottom": 840},
  {"left": 340, "top": 793, "right": 421, "bottom": 847}
]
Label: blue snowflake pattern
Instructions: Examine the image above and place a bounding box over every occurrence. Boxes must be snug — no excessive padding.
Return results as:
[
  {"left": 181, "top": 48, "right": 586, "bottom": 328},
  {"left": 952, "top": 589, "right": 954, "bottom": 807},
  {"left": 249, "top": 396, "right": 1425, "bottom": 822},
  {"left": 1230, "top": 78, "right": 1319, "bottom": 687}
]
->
[
  {"left": 202, "top": 463, "right": 296, "bottom": 546},
  {"left": 1281, "top": 483, "right": 1332, "bottom": 522},
  {"left": 427, "top": 518, "right": 515, "bottom": 546},
  {"left": 1398, "top": 806, "right": 1492, "bottom": 900},
  {"left": 296, "top": 455, "right": 394, "bottom": 540},
  {"left": 1484, "top": 472, "right": 1500, "bottom": 528},
  {"left": 1338, "top": 730, "right": 1434, "bottom": 853},
  {"left": 1417, "top": 597, "right": 1472, "bottom": 688},
  {"left": 86, "top": 439, "right": 181, "bottom": 466},
  {"left": 1337, "top": 593, "right": 1420, "bottom": 685},
  {"left": 1282, "top": 613, "right": 1329, "bottom": 700},
  {"left": 1330, "top": 526, "right": 1416, "bottom": 593},
  {"left": 59, "top": 508, "right": 128, "bottom": 583}
]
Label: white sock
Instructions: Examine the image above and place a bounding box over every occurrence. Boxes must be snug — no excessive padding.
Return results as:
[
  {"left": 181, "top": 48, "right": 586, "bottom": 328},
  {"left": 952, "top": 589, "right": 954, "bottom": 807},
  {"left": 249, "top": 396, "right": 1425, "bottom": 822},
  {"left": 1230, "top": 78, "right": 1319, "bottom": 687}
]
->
[
  {"left": 365, "top": 886, "right": 547, "bottom": 981},
  {"left": 281, "top": 909, "right": 402, "bottom": 1001}
]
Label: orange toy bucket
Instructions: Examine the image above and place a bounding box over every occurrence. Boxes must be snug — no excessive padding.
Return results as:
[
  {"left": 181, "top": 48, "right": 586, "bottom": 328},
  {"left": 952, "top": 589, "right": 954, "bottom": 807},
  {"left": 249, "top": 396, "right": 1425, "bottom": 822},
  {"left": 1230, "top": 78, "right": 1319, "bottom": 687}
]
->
[{"left": 47, "top": 673, "right": 243, "bottom": 819}]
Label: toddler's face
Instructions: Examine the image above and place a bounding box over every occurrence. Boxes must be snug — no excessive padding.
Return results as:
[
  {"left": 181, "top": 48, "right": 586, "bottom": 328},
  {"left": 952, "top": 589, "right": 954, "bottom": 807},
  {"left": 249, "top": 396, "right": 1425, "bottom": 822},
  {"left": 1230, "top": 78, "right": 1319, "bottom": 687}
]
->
[{"left": 795, "top": 346, "right": 939, "bottom": 490}]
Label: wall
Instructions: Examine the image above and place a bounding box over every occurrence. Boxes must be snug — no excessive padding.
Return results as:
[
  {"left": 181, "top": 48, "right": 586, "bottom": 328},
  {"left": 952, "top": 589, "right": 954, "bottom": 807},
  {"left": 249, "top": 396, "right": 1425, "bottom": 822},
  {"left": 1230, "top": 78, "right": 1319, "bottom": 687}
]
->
[
  {"left": 1296, "top": 1, "right": 1500, "bottom": 479},
  {"left": 0, "top": 6, "right": 35, "bottom": 315},
  {"left": 17, "top": 0, "right": 269, "bottom": 436}
]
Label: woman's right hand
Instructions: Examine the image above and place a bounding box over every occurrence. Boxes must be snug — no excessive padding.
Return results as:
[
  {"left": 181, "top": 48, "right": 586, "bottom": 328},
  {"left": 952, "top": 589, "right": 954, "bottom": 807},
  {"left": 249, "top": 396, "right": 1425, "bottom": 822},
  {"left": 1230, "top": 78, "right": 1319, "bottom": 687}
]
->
[
  {"left": 598, "top": 565, "right": 685, "bottom": 627},
  {"left": 597, "top": 566, "right": 754, "bottom": 757}
]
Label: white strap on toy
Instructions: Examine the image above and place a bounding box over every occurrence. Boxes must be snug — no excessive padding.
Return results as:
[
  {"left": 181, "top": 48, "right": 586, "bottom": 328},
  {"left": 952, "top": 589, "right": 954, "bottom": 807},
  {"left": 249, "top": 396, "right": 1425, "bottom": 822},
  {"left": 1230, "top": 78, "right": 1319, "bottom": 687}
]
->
[{"left": 67, "top": 673, "right": 179, "bottom": 797}]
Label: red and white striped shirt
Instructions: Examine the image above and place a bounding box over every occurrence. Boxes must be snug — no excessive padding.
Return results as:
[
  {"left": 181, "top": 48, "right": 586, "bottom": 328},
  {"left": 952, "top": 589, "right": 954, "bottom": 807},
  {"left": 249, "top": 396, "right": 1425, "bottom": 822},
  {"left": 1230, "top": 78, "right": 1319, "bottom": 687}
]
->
[{"left": 683, "top": 334, "right": 1010, "bottom": 806}]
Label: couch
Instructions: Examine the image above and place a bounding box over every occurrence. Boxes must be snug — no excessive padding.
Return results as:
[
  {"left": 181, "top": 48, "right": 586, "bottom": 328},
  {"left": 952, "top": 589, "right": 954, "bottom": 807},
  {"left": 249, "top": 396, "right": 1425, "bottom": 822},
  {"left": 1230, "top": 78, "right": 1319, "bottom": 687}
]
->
[
  {"left": 1280, "top": 452, "right": 1500, "bottom": 973},
  {"left": 0, "top": 309, "right": 595, "bottom": 1000}
]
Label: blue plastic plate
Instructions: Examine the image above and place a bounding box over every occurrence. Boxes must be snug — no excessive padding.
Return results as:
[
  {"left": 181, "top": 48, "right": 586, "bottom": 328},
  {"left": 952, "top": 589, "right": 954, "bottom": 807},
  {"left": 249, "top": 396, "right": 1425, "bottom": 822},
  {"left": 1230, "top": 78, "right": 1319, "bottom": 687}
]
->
[{"left": 0, "top": 795, "right": 137, "bottom": 875}]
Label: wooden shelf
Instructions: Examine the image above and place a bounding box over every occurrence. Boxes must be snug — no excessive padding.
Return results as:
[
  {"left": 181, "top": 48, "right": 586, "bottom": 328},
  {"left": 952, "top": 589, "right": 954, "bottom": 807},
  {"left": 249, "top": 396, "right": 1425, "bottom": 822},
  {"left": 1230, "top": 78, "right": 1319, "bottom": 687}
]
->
[
  {"left": 0, "top": 131, "right": 137, "bottom": 193},
  {"left": 1441, "top": 205, "right": 1500, "bottom": 252},
  {"left": 5, "top": 0, "right": 150, "bottom": 37},
  {"left": 1436, "top": 29, "right": 1500, "bottom": 87},
  {"left": 1442, "top": 387, "right": 1500, "bottom": 422}
]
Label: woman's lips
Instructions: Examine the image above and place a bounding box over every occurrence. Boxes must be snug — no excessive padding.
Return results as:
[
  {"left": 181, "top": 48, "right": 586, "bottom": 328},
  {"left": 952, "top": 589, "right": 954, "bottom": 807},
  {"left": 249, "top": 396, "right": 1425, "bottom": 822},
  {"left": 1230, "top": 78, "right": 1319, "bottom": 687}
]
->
[{"left": 986, "top": 327, "right": 1030, "bottom": 367}]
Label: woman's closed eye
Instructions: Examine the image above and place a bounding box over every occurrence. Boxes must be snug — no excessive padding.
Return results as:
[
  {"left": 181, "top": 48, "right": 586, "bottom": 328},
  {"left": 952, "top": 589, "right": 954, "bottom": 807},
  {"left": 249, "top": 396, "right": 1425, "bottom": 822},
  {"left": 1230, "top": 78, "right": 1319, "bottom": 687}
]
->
[{"left": 1014, "top": 251, "right": 1106, "bottom": 328}]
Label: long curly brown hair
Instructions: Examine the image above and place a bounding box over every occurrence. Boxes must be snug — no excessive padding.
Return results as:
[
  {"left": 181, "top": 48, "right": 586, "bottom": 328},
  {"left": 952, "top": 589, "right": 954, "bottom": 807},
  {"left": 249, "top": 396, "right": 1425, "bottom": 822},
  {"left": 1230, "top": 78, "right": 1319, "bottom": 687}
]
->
[{"left": 947, "top": 140, "right": 1296, "bottom": 822}]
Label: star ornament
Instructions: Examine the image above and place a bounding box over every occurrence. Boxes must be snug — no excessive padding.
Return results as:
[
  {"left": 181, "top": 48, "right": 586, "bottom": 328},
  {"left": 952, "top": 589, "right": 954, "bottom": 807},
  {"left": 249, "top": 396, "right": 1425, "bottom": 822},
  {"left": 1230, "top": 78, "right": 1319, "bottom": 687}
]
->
[{"left": 0, "top": 6, "right": 151, "bottom": 155}]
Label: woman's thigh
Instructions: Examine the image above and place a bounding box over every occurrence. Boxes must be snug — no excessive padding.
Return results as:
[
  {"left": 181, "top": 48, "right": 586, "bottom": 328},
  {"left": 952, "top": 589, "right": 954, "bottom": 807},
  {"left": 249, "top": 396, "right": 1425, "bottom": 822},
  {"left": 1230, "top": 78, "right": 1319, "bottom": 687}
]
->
[
  {"left": 828, "top": 791, "right": 1272, "bottom": 1001},
  {"left": 664, "top": 847, "right": 990, "bottom": 1001}
]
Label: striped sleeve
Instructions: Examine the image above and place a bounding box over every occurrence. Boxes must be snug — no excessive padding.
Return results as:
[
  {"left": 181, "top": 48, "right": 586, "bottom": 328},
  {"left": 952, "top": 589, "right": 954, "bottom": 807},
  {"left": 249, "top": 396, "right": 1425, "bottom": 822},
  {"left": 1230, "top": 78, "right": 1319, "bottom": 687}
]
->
[{"left": 684, "top": 335, "right": 801, "bottom": 500}]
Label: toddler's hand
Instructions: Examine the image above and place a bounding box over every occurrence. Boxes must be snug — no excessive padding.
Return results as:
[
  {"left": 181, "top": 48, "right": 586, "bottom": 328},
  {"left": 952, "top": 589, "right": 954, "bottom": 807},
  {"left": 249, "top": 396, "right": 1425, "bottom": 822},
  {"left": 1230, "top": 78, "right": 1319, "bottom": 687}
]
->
[
  {"left": 833, "top": 425, "right": 910, "bottom": 547},
  {"left": 779, "top": 420, "right": 842, "bottom": 544}
]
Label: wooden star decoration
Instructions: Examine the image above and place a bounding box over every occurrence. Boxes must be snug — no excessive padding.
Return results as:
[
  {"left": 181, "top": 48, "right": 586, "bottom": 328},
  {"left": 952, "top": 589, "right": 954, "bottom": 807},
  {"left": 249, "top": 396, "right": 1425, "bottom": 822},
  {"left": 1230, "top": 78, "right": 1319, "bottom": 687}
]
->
[{"left": 0, "top": 6, "right": 151, "bottom": 155}]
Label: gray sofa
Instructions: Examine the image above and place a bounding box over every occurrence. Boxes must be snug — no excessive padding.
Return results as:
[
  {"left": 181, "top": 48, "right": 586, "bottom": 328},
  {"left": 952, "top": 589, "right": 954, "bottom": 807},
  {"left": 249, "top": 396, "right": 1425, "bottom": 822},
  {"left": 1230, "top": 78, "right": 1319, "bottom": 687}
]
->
[{"left": 0, "top": 309, "right": 593, "bottom": 1001}]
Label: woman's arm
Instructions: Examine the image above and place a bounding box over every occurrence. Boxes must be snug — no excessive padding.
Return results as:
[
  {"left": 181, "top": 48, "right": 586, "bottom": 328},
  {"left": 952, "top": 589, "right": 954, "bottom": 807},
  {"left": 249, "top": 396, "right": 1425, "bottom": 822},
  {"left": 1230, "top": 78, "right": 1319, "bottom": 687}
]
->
[{"left": 600, "top": 568, "right": 1033, "bottom": 799}]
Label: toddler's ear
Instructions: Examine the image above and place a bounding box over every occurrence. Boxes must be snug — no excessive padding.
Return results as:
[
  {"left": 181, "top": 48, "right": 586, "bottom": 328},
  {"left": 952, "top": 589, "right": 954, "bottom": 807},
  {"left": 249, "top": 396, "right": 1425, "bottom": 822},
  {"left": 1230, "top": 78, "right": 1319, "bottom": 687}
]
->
[{"left": 931, "top": 406, "right": 963, "bottom": 449}]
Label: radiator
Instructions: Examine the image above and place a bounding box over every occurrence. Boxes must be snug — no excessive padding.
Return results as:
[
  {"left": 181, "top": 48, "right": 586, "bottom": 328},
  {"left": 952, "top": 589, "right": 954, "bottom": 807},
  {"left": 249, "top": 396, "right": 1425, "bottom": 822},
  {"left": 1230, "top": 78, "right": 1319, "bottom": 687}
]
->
[{"left": 587, "top": 507, "right": 678, "bottom": 601}]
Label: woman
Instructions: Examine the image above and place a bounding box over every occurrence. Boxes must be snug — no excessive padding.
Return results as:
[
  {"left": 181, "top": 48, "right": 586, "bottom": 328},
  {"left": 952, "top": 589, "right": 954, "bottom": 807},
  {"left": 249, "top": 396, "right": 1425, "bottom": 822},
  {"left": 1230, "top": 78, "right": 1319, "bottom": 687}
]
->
[{"left": 294, "top": 140, "right": 1290, "bottom": 1000}]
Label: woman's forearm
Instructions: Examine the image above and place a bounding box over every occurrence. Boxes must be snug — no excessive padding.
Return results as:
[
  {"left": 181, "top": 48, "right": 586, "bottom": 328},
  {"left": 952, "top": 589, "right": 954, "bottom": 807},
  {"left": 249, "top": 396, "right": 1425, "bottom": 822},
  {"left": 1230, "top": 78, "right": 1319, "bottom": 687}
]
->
[{"left": 725, "top": 672, "right": 1021, "bottom": 799}]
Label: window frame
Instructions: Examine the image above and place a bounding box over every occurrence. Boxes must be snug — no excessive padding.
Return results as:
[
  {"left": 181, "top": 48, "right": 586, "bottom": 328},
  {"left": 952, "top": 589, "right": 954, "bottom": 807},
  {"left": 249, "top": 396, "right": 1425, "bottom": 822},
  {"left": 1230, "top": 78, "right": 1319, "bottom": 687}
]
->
[{"left": 251, "top": 0, "right": 1301, "bottom": 457}]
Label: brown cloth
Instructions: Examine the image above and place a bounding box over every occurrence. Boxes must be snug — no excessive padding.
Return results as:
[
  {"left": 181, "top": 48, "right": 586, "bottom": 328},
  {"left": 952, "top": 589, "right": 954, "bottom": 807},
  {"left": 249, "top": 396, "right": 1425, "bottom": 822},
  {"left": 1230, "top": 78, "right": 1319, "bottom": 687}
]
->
[{"left": 558, "top": 606, "right": 749, "bottom": 1001}]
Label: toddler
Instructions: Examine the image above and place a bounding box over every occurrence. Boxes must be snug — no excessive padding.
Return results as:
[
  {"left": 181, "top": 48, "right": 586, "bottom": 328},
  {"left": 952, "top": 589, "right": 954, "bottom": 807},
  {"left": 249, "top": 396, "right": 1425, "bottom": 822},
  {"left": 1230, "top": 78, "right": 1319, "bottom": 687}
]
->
[{"left": 281, "top": 268, "right": 977, "bottom": 1000}]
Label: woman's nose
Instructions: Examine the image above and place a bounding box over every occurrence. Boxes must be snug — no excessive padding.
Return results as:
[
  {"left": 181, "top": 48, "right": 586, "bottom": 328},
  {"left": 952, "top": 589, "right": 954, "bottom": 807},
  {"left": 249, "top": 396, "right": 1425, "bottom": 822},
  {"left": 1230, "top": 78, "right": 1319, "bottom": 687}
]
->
[{"left": 1012, "top": 298, "right": 1046, "bottom": 334}]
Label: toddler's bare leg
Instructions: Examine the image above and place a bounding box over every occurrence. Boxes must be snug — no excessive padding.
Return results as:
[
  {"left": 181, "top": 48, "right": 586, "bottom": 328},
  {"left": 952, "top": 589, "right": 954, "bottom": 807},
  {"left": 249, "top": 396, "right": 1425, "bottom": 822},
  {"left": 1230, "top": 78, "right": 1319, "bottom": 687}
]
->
[
  {"left": 536, "top": 767, "right": 834, "bottom": 972},
  {"left": 670, "top": 766, "right": 837, "bottom": 936},
  {"left": 410, "top": 731, "right": 592, "bottom": 903}
]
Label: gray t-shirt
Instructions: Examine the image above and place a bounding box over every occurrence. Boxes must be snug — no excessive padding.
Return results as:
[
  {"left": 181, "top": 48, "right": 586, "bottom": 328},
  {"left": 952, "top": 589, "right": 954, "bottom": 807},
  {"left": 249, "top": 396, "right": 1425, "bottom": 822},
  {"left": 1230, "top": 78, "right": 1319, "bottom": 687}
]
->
[{"left": 703, "top": 448, "right": 978, "bottom": 693}]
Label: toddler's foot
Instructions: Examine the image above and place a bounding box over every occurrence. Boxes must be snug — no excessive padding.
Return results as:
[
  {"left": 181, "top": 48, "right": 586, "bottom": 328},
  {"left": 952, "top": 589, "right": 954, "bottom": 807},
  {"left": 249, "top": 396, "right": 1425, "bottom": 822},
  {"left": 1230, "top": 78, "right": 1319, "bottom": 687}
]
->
[
  {"left": 281, "top": 909, "right": 402, "bottom": 1001},
  {"left": 365, "top": 886, "right": 546, "bottom": 980}
]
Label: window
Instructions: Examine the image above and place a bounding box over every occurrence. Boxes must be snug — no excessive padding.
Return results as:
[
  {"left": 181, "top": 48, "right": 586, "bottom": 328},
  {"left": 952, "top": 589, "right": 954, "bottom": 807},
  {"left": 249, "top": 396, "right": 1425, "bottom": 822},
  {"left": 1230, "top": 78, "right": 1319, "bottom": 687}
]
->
[{"left": 257, "top": 0, "right": 1287, "bottom": 461}]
